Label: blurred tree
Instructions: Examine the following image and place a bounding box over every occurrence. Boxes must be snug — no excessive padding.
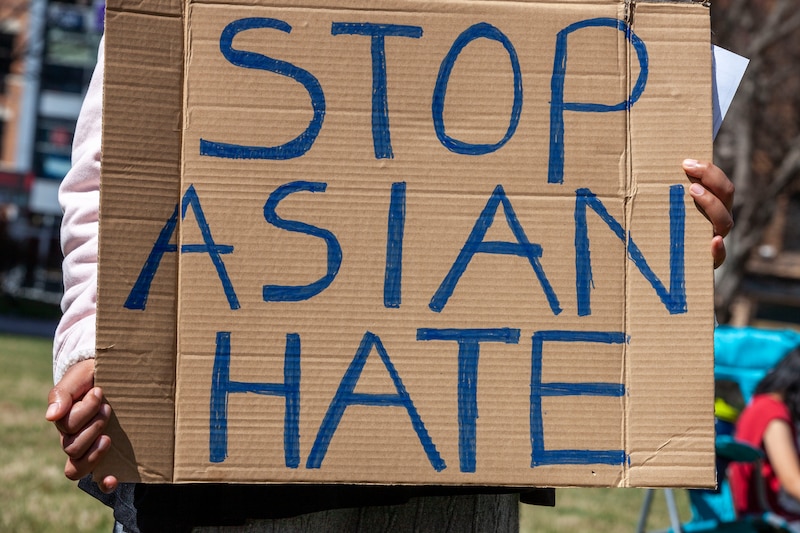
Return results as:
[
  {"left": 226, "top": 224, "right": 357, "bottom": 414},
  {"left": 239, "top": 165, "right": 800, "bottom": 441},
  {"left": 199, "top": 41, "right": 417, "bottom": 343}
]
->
[{"left": 711, "top": 0, "right": 800, "bottom": 322}]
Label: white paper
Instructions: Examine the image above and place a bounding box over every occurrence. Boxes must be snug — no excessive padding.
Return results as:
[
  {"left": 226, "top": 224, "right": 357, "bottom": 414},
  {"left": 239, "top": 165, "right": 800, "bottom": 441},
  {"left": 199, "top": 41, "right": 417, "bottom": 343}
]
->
[{"left": 713, "top": 45, "right": 749, "bottom": 138}]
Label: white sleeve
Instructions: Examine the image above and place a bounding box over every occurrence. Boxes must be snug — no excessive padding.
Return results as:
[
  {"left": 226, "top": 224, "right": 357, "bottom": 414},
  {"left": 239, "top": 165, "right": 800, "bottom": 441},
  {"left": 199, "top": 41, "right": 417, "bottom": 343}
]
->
[{"left": 53, "top": 38, "right": 104, "bottom": 384}]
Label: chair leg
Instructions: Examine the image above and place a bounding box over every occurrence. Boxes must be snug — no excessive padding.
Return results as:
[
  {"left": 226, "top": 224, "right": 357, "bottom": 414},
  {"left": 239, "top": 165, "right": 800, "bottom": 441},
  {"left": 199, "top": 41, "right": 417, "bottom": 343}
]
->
[
  {"left": 664, "top": 489, "right": 684, "bottom": 533},
  {"left": 635, "top": 489, "right": 684, "bottom": 533},
  {"left": 636, "top": 489, "right": 656, "bottom": 533}
]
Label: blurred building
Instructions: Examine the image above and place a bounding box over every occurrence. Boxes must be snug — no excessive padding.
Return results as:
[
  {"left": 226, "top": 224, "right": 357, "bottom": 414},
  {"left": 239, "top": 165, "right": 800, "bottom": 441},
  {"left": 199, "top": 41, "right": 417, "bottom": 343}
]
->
[
  {"left": 730, "top": 186, "right": 800, "bottom": 329},
  {"left": 0, "top": 0, "right": 103, "bottom": 304}
]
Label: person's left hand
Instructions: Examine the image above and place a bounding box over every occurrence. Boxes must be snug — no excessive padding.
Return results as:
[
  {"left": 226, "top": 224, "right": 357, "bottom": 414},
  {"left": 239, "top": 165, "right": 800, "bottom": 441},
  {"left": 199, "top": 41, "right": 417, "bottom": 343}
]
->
[{"left": 683, "top": 159, "right": 734, "bottom": 268}]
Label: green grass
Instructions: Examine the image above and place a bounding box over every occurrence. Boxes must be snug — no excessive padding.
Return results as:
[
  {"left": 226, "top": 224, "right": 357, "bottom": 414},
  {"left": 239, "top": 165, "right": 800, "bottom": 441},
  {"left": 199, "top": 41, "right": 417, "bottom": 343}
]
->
[
  {"left": 0, "top": 331, "right": 692, "bottom": 532},
  {"left": 0, "top": 333, "right": 114, "bottom": 533},
  {"left": 522, "top": 487, "right": 691, "bottom": 532}
]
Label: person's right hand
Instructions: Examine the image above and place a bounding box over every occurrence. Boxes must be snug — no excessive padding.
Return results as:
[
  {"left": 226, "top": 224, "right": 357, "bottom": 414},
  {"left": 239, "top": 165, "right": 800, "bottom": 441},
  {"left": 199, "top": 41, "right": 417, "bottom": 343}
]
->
[
  {"left": 682, "top": 159, "right": 735, "bottom": 268},
  {"left": 45, "top": 359, "right": 119, "bottom": 493}
]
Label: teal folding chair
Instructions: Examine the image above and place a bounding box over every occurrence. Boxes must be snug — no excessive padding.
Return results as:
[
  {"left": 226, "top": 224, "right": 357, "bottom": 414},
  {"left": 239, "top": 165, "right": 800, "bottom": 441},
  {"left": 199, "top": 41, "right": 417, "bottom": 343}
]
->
[
  {"left": 714, "top": 326, "right": 800, "bottom": 404},
  {"left": 636, "top": 326, "right": 800, "bottom": 533}
]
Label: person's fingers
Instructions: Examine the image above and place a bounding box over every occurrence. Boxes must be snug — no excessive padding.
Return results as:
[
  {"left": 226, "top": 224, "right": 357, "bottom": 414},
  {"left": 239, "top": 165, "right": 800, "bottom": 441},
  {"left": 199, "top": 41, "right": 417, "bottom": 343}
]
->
[
  {"left": 54, "top": 387, "right": 105, "bottom": 436},
  {"left": 64, "top": 434, "right": 111, "bottom": 481},
  {"left": 683, "top": 159, "right": 734, "bottom": 212},
  {"left": 684, "top": 161, "right": 735, "bottom": 239},
  {"left": 61, "top": 402, "right": 111, "bottom": 459},
  {"left": 48, "top": 360, "right": 117, "bottom": 491},
  {"left": 683, "top": 160, "right": 734, "bottom": 269},
  {"left": 711, "top": 234, "right": 727, "bottom": 270},
  {"left": 95, "top": 474, "right": 119, "bottom": 494},
  {"left": 46, "top": 359, "right": 95, "bottom": 423},
  {"left": 688, "top": 181, "right": 734, "bottom": 238}
]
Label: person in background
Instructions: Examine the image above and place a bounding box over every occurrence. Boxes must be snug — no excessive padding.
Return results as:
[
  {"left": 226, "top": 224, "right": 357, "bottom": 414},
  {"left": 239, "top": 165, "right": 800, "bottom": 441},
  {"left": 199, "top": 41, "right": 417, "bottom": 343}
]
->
[
  {"left": 730, "top": 348, "right": 800, "bottom": 524},
  {"left": 44, "top": 37, "right": 735, "bottom": 532}
]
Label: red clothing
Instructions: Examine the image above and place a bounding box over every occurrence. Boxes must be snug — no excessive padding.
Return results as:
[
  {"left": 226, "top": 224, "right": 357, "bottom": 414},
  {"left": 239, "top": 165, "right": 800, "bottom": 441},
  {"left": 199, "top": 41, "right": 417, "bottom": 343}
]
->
[{"left": 729, "top": 394, "right": 800, "bottom": 520}]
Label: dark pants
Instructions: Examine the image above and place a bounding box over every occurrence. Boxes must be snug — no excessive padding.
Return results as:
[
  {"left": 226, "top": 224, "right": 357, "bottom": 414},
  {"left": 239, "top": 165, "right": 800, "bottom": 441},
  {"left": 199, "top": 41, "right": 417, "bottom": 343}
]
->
[
  {"left": 85, "top": 478, "right": 525, "bottom": 533},
  {"left": 193, "top": 493, "right": 519, "bottom": 532}
]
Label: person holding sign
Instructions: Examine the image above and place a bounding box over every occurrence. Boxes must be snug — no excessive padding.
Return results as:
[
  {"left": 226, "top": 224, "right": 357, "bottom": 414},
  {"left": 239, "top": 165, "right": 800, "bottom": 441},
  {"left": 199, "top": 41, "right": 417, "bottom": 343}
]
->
[{"left": 46, "top": 28, "right": 734, "bottom": 532}]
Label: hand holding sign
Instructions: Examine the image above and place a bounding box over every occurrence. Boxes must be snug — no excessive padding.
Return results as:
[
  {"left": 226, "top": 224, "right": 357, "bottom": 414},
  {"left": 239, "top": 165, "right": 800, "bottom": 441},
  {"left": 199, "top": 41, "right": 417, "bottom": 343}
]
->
[{"left": 684, "top": 159, "right": 735, "bottom": 268}]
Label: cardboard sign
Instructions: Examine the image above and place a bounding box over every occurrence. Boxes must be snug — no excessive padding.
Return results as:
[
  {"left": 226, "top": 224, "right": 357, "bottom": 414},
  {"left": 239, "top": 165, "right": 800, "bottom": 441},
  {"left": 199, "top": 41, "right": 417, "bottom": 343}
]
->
[{"left": 97, "top": 0, "right": 716, "bottom": 488}]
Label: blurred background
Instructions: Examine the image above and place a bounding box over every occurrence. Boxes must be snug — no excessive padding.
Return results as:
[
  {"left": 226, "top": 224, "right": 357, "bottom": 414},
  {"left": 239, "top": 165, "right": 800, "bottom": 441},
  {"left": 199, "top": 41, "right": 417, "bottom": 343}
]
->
[
  {"left": 0, "top": 0, "right": 101, "bottom": 330},
  {"left": 1, "top": 0, "right": 799, "bottom": 532}
]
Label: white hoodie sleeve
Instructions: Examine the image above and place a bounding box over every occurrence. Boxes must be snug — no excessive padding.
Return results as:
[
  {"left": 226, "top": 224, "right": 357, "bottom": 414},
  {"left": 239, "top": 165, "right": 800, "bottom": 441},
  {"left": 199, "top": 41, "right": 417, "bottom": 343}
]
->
[{"left": 53, "top": 38, "right": 104, "bottom": 384}]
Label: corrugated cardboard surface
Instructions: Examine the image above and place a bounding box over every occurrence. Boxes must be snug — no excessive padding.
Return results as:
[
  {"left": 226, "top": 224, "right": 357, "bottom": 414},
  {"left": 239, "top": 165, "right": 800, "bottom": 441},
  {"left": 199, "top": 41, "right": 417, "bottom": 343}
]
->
[{"left": 97, "top": 0, "right": 715, "bottom": 487}]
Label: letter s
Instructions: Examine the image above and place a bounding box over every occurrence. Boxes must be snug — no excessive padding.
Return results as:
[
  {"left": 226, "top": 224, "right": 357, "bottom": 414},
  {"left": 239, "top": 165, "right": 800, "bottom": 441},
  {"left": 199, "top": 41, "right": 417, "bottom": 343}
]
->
[
  {"left": 263, "top": 181, "right": 342, "bottom": 301},
  {"left": 200, "top": 18, "right": 326, "bottom": 160}
]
